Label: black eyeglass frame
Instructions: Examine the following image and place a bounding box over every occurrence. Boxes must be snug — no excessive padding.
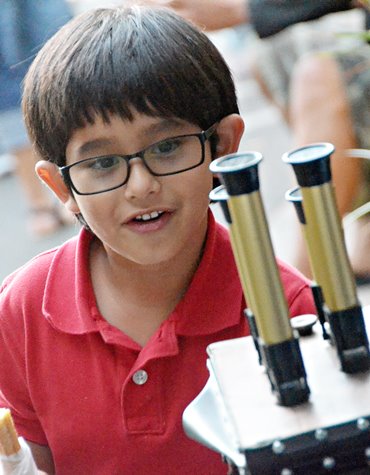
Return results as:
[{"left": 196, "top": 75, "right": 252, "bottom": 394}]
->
[{"left": 59, "top": 123, "right": 218, "bottom": 196}]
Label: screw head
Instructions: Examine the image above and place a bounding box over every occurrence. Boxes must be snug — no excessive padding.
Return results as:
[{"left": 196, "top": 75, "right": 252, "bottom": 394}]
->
[
  {"left": 315, "top": 428, "right": 328, "bottom": 441},
  {"left": 272, "top": 440, "right": 285, "bottom": 454},
  {"left": 357, "top": 418, "right": 370, "bottom": 431},
  {"left": 322, "top": 457, "right": 335, "bottom": 470}
]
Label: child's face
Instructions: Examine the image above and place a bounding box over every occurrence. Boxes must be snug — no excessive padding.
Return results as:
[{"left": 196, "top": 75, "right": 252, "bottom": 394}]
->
[{"left": 64, "top": 112, "right": 215, "bottom": 266}]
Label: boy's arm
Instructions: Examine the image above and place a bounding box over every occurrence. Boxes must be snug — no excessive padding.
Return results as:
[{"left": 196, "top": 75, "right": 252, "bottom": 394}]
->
[
  {"left": 27, "top": 441, "right": 55, "bottom": 474},
  {"left": 0, "top": 286, "right": 54, "bottom": 474},
  {"left": 142, "top": 0, "right": 249, "bottom": 30},
  {"left": 0, "top": 408, "right": 53, "bottom": 474},
  {"left": 142, "top": 0, "right": 353, "bottom": 36},
  {"left": 249, "top": 0, "right": 353, "bottom": 38}
]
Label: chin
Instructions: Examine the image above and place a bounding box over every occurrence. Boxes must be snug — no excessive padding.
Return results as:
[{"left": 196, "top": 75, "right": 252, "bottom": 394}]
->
[
  {"left": 132, "top": 254, "right": 172, "bottom": 268},
  {"left": 118, "top": 246, "right": 174, "bottom": 267}
]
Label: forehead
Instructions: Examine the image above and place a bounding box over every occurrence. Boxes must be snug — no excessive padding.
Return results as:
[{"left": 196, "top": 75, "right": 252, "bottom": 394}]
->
[{"left": 65, "top": 113, "right": 195, "bottom": 164}]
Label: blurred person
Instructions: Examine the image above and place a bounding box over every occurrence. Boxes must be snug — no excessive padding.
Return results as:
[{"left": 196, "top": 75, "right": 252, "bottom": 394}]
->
[
  {"left": 141, "top": 0, "right": 352, "bottom": 33},
  {"left": 0, "top": 0, "right": 73, "bottom": 236},
  {"left": 247, "top": 6, "right": 370, "bottom": 282},
  {"left": 0, "top": 153, "right": 14, "bottom": 178},
  {"left": 143, "top": 0, "right": 370, "bottom": 282},
  {"left": 281, "top": 40, "right": 370, "bottom": 280}
]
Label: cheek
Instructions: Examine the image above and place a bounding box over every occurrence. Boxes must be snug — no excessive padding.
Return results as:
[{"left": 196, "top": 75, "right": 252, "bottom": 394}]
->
[
  {"left": 185, "top": 167, "right": 213, "bottom": 209},
  {"left": 197, "top": 159, "right": 214, "bottom": 195},
  {"left": 74, "top": 195, "right": 115, "bottom": 226}
]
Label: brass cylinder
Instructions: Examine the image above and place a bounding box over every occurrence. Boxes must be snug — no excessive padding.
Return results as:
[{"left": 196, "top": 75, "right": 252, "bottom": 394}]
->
[
  {"left": 228, "top": 193, "right": 293, "bottom": 344},
  {"left": 301, "top": 183, "right": 358, "bottom": 311},
  {"left": 211, "top": 154, "right": 310, "bottom": 403},
  {"left": 209, "top": 186, "right": 255, "bottom": 314},
  {"left": 209, "top": 153, "right": 294, "bottom": 346}
]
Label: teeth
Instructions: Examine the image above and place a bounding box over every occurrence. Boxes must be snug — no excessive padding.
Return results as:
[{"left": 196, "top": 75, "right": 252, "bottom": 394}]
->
[{"left": 135, "top": 211, "right": 163, "bottom": 221}]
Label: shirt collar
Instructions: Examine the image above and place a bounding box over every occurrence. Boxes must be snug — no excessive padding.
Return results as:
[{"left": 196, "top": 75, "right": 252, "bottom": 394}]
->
[{"left": 42, "top": 228, "right": 99, "bottom": 334}]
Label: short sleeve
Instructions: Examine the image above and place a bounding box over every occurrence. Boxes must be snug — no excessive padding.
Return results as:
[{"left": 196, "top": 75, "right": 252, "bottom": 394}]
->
[{"left": 0, "top": 281, "right": 48, "bottom": 445}]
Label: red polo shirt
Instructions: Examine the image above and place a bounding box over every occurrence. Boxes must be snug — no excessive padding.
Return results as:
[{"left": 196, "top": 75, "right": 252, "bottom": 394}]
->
[{"left": 0, "top": 213, "right": 315, "bottom": 474}]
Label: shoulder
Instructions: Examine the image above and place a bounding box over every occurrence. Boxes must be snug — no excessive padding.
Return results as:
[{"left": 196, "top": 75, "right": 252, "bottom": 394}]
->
[
  {"left": 277, "top": 259, "right": 316, "bottom": 316},
  {"left": 277, "top": 258, "right": 311, "bottom": 290},
  {"left": 0, "top": 232, "right": 82, "bottom": 314},
  {"left": 1, "top": 248, "right": 58, "bottom": 300}
]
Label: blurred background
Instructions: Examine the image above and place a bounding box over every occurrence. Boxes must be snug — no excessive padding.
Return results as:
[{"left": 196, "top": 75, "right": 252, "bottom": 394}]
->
[{"left": 0, "top": 0, "right": 369, "bottom": 305}]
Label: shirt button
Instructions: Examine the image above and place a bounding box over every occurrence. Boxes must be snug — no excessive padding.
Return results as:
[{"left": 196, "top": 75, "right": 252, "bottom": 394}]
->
[{"left": 132, "top": 370, "right": 148, "bottom": 385}]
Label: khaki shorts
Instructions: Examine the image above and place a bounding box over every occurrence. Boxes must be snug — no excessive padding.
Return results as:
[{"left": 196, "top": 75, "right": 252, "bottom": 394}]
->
[{"left": 253, "top": 20, "right": 370, "bottom": 205}]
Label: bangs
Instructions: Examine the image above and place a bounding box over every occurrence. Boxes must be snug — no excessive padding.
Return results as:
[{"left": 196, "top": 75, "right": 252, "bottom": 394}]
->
[
  {"left": 23, "top": 6, "right": 238, "bottom": 165},
  {"left": 63, "top": 8, "right": 223, "bottom": 125}
]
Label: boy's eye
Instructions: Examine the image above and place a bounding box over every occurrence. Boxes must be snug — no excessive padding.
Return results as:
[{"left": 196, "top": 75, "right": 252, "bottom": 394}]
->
[
  {"left": 89, "top": 156, "right": 121, "bottom": 170},
  {"left": 149, "top": 138, "right": 181, "bottom": 157}
]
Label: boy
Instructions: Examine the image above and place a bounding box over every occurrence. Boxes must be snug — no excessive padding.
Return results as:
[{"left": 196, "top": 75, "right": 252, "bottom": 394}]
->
[{"left": 0, "top": 6, "right": 316, "bottom": 474}]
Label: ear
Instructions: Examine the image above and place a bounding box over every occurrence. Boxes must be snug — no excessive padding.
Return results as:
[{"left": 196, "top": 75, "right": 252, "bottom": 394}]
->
[
  {"left": 35, "top": 161, "right": 80, "bottom": 214},
  {"left": 215, "top": 114, "right": 245, "bottom": 158}
]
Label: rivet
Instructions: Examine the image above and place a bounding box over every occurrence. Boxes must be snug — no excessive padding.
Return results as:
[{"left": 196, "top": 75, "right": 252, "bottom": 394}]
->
[
  {"left": 315, "top": 428, "right": 328, "bottom": 441},
  {"left": 365, "top": 447, "right": 370, "bottom": 459},
  {"left": 272, "top": 440, "right": 285, "bottom": 454},
  {"left": 322, "top": 457, "right": 335, "bottom": 470},
  {"left": 281, "top": 469, "right": 293, "bottom": 475},
  {"left": 357, "top": 418, "right": 370, "bottom": 431}
]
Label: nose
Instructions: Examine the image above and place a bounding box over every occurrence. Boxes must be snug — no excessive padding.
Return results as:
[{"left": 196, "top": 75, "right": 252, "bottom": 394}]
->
[{"left": 123, "top": 158, "right": 160, "bottom": 200}]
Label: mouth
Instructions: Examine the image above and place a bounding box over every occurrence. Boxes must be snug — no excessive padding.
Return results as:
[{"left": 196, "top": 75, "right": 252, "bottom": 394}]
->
[
  {"left": 124, "top": 209, "right": 172, "bottom": 233},
  {"left": 132, "top": 210, "right": 165, "bottom": 223}
]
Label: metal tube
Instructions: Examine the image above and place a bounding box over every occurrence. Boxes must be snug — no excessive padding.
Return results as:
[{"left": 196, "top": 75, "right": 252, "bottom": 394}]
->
[
  {"left": 227, "top": 193, "right": 292, "bottom": 344},
  {"left": 285, "top": 187, "right": 330, "bottom": 341},
  {"left": 283, "top": 143, "right": 369, "bottom": 373},
  {"left": 210, "top": 152, "right": 309, "bottom": 405},
  {"left": 300, "top": 184, "right": 357, "bottom": 311},
  {"left": 209, "top": 186, "right": 255, "bottom": 309},
  {"left": 210, "top": 153, "right": 292, "bottom": 345},
  {"left": 282, "top": 143, "right": 359, "bottom": 310},
  {"left": 210, "top": 185, "right": 262, "bottom": 364}
]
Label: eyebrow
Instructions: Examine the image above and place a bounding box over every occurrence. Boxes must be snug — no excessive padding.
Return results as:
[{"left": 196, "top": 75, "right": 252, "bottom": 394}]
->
[
  {"left": 76, "top": 118, "right": 187, "bottom": 158},
  {"left": 77, "top": 138, "right": 114, "bottom": 156},
  {"left": 139, "top": 118, "right": 186, "bottom": 137}
]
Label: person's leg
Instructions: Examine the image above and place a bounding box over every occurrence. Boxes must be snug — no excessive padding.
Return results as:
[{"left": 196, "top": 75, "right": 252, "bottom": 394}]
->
[
  {"left": 14, "top": 146, "right": 73, "bottom": 236},
  {"left": 249, "top": 31, "right": 300, "bottom": 124},
  {"left": 0, "top": 106, "right": 73, "bottom": 236},
  {"left": 14, "top": 147, "right": 52, "bottom": 209},
  {"left": 289, "top": 53, "right": 363, "bottom": 277}
]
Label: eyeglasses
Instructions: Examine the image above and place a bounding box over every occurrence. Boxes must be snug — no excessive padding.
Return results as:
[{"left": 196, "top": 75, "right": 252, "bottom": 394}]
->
[{"left": 59, "top": 123, "right": 217, "bottom": 195}]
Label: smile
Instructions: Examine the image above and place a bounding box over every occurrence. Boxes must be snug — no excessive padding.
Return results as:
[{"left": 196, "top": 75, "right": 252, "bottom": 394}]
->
[{"left": 134, "top": 210, "right": 164, "bottom": 222}]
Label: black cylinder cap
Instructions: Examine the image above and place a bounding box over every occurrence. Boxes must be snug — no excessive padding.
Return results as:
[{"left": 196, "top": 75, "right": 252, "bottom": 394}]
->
[
  {"left": 285, "top": 187, "right": 305, "bottom": 224},
  {"left": 282, "top": 143, "right": 335, "bottom": 187},
  {"left": 209, "top": 185, "right": 232, "bottom": 224},
  {"left": 209, "top": 152, "right": 263, "bottom": 196}
]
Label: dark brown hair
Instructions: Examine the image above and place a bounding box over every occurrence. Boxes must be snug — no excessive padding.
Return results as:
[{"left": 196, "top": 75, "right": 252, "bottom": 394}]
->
[{"left": 23, "top": 5, "right": 239, "bottom": 166}]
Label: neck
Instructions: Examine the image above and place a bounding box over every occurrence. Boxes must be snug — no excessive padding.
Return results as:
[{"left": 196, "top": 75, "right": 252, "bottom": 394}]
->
[
  {"left": 89, "top": 213, "right": 210, "bottom": 345},
  {"left": 91, "top": 220, "right": 208, "bottom": 310}
]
